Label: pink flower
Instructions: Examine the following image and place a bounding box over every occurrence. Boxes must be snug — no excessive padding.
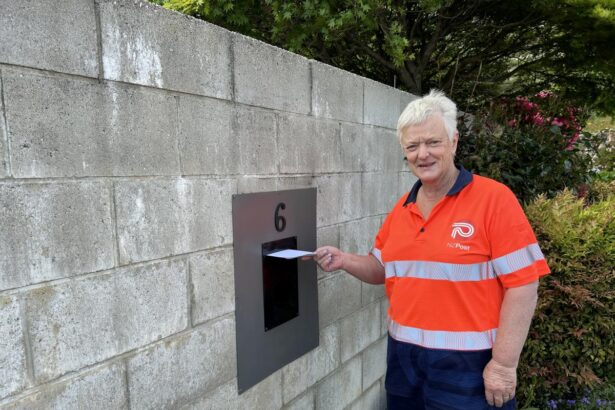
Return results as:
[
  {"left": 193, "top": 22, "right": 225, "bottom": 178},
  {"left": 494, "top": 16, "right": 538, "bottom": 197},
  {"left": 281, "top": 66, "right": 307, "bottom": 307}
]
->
[
  {"left": 566, "top": 132, "right": 581, "bottom": 150},
  {"left": 507, "top": 119, "right": 517, "bottom": 127},
  {"left": 523, "top": 101, "right": 537, "bottom": 111},
  {"left": 551, "top": 118, "right": 564, "bottom": 126},
  {"left": 536, "top": 91, "right": 553, "bottom": 99},
  {"left": 532, "top": 113, "right": 545, "bottom": 125}
]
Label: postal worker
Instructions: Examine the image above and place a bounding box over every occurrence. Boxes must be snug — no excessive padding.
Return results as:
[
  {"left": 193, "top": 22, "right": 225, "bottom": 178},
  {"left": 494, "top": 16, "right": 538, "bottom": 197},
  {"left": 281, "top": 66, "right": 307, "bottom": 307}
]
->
[{"left": 312, "top": 90, "right": 550, "bottom": 409}]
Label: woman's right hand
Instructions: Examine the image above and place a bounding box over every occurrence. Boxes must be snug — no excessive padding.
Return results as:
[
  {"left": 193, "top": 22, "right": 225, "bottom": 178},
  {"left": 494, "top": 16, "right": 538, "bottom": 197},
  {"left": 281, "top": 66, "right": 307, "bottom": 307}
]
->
[{"left": 313, "top": 246, "right": 345, "bottom": 272}]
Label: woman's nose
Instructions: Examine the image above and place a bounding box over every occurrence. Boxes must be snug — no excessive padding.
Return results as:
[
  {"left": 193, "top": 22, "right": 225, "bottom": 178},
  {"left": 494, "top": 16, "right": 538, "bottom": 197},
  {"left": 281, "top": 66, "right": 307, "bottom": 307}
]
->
[{"left": 417, "top": 143, "right": 429, "bottom": 158}]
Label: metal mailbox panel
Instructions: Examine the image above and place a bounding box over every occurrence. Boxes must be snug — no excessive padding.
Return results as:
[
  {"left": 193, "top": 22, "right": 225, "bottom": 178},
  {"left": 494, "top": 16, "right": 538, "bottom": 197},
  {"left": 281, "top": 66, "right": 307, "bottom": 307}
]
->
[{"left": 232, "top": 188, "right": 318, "bottom": 393}]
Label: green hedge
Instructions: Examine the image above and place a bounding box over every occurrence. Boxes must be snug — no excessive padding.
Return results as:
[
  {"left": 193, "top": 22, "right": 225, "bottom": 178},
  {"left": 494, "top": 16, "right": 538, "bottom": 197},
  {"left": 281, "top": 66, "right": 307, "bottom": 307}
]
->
[{"left": 518, "top": 181, "right": 615, "bottom": 408}]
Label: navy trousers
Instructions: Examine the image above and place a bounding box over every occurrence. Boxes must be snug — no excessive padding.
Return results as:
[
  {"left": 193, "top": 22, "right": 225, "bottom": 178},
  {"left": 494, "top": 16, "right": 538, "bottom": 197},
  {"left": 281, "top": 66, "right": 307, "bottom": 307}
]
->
[{"left": 385, "top": 335, "right": 517, "bottom": 410}]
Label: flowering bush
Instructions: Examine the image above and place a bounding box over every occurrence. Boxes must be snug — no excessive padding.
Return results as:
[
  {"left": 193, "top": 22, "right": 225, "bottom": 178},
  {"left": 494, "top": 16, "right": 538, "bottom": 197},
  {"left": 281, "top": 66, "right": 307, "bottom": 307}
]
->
[
  {"left": 509, "top": 92, "right": 584, "bottom": 150},
  {"left": 457, "top": 92, "right": 605, "bottom": 203},
  {"left": 524, "top": 383, "right": 615, "bottom": 409}
]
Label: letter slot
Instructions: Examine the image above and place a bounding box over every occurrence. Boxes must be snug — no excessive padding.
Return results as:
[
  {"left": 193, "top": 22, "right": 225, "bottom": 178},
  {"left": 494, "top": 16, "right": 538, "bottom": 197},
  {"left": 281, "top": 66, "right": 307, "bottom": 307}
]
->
[{"left": 262, "top": 236, "right": 299, "bottom": 331}]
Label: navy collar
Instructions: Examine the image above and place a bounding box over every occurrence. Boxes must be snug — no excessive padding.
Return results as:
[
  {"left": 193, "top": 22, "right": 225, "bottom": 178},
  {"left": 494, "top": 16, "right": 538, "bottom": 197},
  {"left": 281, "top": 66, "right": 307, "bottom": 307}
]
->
[{"left": 403, "top": 166, "right": 473, "bottom": 206}]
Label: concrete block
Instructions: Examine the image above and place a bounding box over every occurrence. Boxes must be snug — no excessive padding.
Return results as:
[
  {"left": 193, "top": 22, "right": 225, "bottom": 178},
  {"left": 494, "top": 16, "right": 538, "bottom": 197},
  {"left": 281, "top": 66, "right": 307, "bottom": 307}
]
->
[
  {"left": 278, "top": 114, "right": 341, "bottom": 174},
  {"left": 276, "top": 176, "right": 315, "bottom": 191},
  {"left": 340, "top": 216, "right": 382, "bottom": 256},
  {"left": 315, "top": 356, "right": 362, "bottom": 410},
  {"left": 350, "top": 218, "right": 386, "bottom": 309},
  {"left": 285, "top": 393, "right": 314, "bottom": 410},
  {"left": 361, "top": 172, "right": 400, "bottom": 216},
  {"left": 234, "top": 34, "right": 310, "bottom": 114},
  {"left": 339, "top": 123, "right": 363, "bottom": 173},
  {"left": 237, "top": 176, "right": 279, "bottom": 194},
  {"left": 318, "top": 274, "right": 361, "bottom": 328},
  {"left": 178, "top": 96, "right": 236, "bottom": 175},
  {"left": 362, "top": 282, "right": 386, "bottom": 306},
  {"left": 1, "top": 362, "right": 127, "bottom": 410},
  {"left": 127, "top": 317, "right": 236, "bottom": 410},
  {"left": 0, "top": 73, "right": 8, "bottom": 179},
  {"left": 26, "top": 259, "right": 188, "bottom": 382},
  {"left": 313, "top": 174, "right": 362, "bottom": 227},
  {"left": 234, "top": 107, "right": 278, "bottom": 175},
  {"left": 115, "top": 178, "right": 236, "bottom": 264},
  {"left": 311, "top": 62, "right": 363, "bottom": 123},
  {"left": 348, "top": 381, "right": 382, "bottom": 410},
  {"left": 99, "top": 0, "right": 231, "bottom": 98},
  {"left": 181, "top": 371, "right": 282, "bottom": 410},
  {"left": 0, "top": 295, "right": 27, "bottom": 400},
  {"left": 316, "top": 225, "right": 340, "bottom": 280},
  {"left": 282, "top": 324, "right": 339, "bottom": 403},
  {"left": 317, "top": 225, "right": 340, "bottom": 251},
  {"left": 0, "top": 0, "right": 97, "bottom": 77},
  {"left": 4, "top": 71, "right": 179, "bottom": 178},
  {"left": 190, "top": 248, "right": 235, "bottom": 325},
  {"left": 399, "top": 91, "right": 419, "bottom": 116},
  {"left": 367, "top": 127, "right": 404, "bottom": 172},
  {"left": 340, "top": 124, "right": 402, "bottom": 173},
  {"left": 340, "top": 302, "right": 381, "bottom": 362},
  {"left": 284, "top": 390, "right": 314, "bottom": 410},
  {"left": 0, "top": 181, "right": 114, "bottom": 291},
  {"left": 380, "top": 298, "right": 390, "bottom": 337},
  {"left": 362, "top": 337, "right": 387, "bottom": 390},
  {"left": 398, "top": 171, "right": 418, "bottom": 198},
  {"left": 364, "top": 79, "right": 406, "bottom": 129},
  {"left": 237, "top": 176, "right": 315, "bottom": 195}
]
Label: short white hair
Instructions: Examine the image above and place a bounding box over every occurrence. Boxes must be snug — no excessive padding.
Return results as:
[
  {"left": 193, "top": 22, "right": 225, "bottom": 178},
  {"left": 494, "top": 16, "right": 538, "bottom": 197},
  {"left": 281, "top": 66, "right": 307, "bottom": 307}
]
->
[{"left": 397, "top": 89, "right": 458, "bottom": 143}]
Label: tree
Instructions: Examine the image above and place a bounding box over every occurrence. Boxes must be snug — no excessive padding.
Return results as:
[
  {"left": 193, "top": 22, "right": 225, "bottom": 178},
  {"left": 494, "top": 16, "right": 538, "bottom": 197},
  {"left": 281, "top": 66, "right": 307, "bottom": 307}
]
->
[{"left": 156, "top": 0, "right": 615, "bottom": 114}]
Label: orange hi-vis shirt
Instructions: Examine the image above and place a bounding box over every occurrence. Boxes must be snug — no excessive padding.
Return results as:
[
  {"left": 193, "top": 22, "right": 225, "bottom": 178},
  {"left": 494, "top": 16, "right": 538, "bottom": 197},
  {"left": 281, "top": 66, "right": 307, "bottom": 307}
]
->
[{"left": 371, "top": 168, "right": 550, "bottom": 351}]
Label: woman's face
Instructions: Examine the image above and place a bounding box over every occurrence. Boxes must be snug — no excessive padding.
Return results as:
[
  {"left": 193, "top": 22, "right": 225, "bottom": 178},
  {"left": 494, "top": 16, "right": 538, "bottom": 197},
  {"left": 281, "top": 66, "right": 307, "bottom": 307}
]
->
[{"left": 400, "top": 115, "right": 458, "bottom": 185}]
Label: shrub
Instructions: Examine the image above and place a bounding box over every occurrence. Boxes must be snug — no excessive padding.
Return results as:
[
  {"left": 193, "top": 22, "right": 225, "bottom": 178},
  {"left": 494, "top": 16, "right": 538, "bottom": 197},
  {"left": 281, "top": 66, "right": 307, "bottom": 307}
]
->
[
  {"left": 457, "top": 93, "right": 607, "bottom": 203},
  {"left": 518, "top": 182, "right": 615, "bottom": 408}
]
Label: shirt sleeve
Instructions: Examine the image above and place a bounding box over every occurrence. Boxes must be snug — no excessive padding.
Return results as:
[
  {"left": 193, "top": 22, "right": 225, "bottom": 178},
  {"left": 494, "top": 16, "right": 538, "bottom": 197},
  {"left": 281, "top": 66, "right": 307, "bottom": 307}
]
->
[{"left": 488, "top": 186, "right": 551, "bottom": 288}]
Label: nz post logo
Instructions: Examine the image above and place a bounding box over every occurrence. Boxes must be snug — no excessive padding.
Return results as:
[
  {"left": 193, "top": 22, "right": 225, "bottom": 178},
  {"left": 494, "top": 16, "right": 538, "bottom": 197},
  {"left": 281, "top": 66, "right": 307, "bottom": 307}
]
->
[{"left": 451, "top": 222, "right": 475, "bottom": 239}]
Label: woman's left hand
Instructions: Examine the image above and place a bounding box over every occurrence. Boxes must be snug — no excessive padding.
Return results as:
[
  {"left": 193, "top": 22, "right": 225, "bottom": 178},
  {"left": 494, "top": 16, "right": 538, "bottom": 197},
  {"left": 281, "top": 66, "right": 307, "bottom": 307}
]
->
[{"left": 483, "top": 358, "right": 516, "bottom": 408}]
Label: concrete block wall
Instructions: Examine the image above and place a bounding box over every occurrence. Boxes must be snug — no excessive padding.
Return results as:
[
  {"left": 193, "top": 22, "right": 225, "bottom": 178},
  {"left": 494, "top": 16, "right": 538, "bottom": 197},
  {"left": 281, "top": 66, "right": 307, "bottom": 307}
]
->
[{"left": 0, "top": 1, "right": 417, "bottom": 408}]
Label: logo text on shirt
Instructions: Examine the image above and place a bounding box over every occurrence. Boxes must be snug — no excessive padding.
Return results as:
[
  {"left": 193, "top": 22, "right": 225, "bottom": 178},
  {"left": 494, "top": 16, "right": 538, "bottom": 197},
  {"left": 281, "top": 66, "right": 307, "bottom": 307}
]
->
[
  {"left": 451, "top": 222, "right": 475, "bottom": 239},
  {"left": 447, "top": 242, "right": 470, "bottom": 251}
]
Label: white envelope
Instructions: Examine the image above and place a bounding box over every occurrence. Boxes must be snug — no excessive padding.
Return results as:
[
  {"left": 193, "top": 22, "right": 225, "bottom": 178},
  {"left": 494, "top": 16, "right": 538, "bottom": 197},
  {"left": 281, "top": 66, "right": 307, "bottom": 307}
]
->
[{"left": 266, "top": 249, "right": 316, "bottom": 259}]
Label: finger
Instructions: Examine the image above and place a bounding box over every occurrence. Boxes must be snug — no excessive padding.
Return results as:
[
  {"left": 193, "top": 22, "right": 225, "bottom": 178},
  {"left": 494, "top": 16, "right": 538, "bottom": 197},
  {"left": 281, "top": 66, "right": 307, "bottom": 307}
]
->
[
  {"left": 485, "top": 391, "right": 495, "bottom": 407},
  {"left": 318, "top": 252, "right": 332, "bottom": 263},
  {"left": 494, "top": 394, "right": 504, "bottom": 408},
  {"left": 325, "top": 254, "right": 333, "bottom": 266},
  {"left": 316, "top": 254, "right": 333, "bottom": 269}
]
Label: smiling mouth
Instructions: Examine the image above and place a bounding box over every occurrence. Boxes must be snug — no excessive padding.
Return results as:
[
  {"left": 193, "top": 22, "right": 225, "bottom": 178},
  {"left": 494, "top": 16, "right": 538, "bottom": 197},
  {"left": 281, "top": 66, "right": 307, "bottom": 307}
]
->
[{"left": 417, "top": 162, "right": 436, "bottom": 168}]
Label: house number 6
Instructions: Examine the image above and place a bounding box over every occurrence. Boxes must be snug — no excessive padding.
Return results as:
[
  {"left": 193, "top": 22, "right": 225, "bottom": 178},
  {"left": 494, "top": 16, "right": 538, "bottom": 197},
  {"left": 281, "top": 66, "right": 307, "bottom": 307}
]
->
[{"left": 274, "top": 202, "right": 286, "bottom": 232}]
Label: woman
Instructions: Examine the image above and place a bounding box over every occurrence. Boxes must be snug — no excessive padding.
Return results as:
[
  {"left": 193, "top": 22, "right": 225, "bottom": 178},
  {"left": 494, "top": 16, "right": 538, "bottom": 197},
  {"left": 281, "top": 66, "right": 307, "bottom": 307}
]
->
[{"left": 312, "top": 90, "right": 550, "bottom": 409}]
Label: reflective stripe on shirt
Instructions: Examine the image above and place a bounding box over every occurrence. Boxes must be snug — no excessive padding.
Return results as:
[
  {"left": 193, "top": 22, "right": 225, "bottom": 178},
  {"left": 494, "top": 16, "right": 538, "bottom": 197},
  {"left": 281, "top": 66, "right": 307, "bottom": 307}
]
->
[
  {"left": 389, "top": 319, "right": 497, "bottom": 350},
  {"left": 491, "top": 243, "right": 545, "bottom": 276},
  {"left": 371, "top": 248, "right": 383, "bottom": 266},
  {"left": 381, "top": 243, "right": 545, "bottom": 281}
]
